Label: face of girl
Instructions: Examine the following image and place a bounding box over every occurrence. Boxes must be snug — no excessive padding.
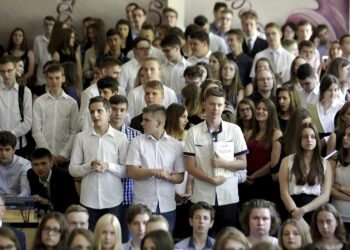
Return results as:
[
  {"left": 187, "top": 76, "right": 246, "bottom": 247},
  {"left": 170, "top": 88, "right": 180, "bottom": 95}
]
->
[
  {"left": 283, "top": 25, "right": 295, "bottom": 40},
  {"left": 329, "top": 43, "right": 342, "bottom": 59},
  {"left": 238, "top": 104, "right": 252, "bottom": 121},
  {"left": 87, "top": 28, "right": 97, "bottom": 44},
  {"left": 256, "top": 102, "right": 268, "bottom": 122},
  {"left": 12, "top": 30, "right": 24, "bottom": 46},
  {"left": 197, "top": 65, "right": 207, "bottom": 82},
  {"left": 282, "top": 224, "right": 302, "bottom": 250},
  {"left": 70, "top": 234, "right": 93, "bottom": 250},
  {"left": 222, "top": 63, "right": 235, "bottom": 82},
  {"left": 256, "top": 60, "right": 270, "bottom": 71},
  {"left": 223, "top": 239, "right": 246, "bottom": 250},
  {"left": 341, "top": 107, "right": 350, "bottom": 125},
  {"left": 179, "top": 110, "right": 188, "bottom": 130},
  {"left": 142, "top": 237, "right": 156, "bottom": 250},
  {"left": 41, "top": 218, "right": 61, "bottom": 247},
  {"left": 301, "top": 127, "right": 317, "bottom": 151},
  {"left": 278, "top": 90, "right": 291, "bottom": 112},
  {"left": 294, "top": 58, "right": 307, "bottom": 74},
  {"left": 117, "top": 24, "right": 129, "bottom": 39},
  {"left": 340, "top": 64, "right": 350, "bottom": 81},
  {"left": 101, "top": 224, "right": 116, "bottom": 250},
  {"left": 317, "top": 211, "right": 338, "bottom": 239},
  {"left": 16, "top": 60, "right": 24, "bottom": 77},
  {"left": 209, "top": 55, "right": 220, "bottom": 73},
  {"left": 0, "top": 236, "right": 16, "bottom": 250},
  {"left": 323, "top": 83, "right": 339, "bottom": 103},
  {"left": 69, "top": 32, "right": 75, "bottom": 47},
  {"left": 343, "top": 127, "right": 350, "bottom": 149}
]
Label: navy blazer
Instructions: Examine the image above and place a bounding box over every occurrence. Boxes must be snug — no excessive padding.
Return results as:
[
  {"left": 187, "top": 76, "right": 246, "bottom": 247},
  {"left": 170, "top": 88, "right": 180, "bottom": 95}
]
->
[{"left": 243, "top": 37, "right": 268, "bottom": 59}]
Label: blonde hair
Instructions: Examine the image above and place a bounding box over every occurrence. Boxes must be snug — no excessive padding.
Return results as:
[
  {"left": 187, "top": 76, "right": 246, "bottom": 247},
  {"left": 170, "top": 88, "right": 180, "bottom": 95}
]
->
[{"left": 94, "top": 214, "right": 122, "bottom": 250}]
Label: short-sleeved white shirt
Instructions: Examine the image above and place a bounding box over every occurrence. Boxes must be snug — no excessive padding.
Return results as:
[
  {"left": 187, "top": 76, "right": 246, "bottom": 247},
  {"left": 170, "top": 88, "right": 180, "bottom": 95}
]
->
[
  {"left": 126, "top": 132, "right": 185, "bottom": 213},
  {"left": 184, "top": 121, "right": 248, "bottom": 205}
]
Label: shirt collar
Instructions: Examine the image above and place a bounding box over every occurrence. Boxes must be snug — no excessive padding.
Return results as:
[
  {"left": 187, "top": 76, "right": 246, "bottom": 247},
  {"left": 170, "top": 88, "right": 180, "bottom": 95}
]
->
[
  {"left": 268, "top": 46, "right": 283, "bottom": 53},
  {"left": 46, "top": 90, "right": 69, "bottom": 99},
  {"left": 245, "top": 32, "right": 258, "bottom": 43},
  {"left": 145, "top": 130, "right": 169, "bottom": 141},
  {"left": 204, "top": 120, "right": 223, "bottom": 135},
  {"left": 188, "top": 236, "right": 214, "bottom": 248},
  {"left": 89, "top": 125, "right": 116, "bottom": 137},
  {"left": 0, "top": 81, "right": 19, "bottom": 91},
  {"left": 39, "top": 169, "right": 52, "bottom": 185}
]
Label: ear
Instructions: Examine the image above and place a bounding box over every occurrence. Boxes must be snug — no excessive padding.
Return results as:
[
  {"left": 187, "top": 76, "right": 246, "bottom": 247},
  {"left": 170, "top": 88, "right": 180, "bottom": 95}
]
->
[{"left": 62, "top": 75, "right": 65, "bottom": 83}]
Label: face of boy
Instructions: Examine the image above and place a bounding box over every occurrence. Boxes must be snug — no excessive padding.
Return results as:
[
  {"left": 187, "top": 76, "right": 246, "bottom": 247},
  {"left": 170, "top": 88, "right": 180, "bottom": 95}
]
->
[
  {"left": 47, "top": 71, "right": 65, "bottom": 93},
  {"left": 189, "top": 209, "right": 213, "bottom": 235}
]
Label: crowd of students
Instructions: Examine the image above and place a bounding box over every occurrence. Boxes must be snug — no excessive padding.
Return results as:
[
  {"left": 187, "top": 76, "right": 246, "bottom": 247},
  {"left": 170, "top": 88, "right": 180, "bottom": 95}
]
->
[{"left": 0, "top": 1, "right": 350, "bottom": 249}]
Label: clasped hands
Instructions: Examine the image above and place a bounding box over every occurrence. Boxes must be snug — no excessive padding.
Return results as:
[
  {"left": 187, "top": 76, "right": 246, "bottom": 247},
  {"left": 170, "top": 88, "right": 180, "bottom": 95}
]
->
[
  {"left": 153, "top": 169, "right": 172, "bottom": 181},
  {"left": 91, "top": 160, "right": 109, "bottom": 172}
]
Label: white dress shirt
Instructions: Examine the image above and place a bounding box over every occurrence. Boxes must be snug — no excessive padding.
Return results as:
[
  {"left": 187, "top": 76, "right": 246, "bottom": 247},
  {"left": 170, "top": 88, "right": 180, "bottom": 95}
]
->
[
  {"left": 126, "top": 132, "right": 185, "bottom": 213},
  {"left": 209, "top": 32, "right": 228, "bottom": 54},
  {"left": 127, "top": 46, "right": 167, "bottom": 64},
  {"left": 0, "top": 82, "right": 32, "bottom": 149},
  {"left": 316, "top": 99, "right": 344, "bottom": 133},
  {"left": 161, "top": 57, "right": 191, "bottom": 94},
  {"left": 127, "top": 85, "right": 178, "bottom": 119},
  {"left": 33, "top": 34, "right": 52, "bottom": 85},
  {"left": 250, "top": 46, "right": 295, "bottom": 84},
  {"left": 187, "top": 50, "right": 212, "bottom": 65},
  {"left": 184, "top": 121, "right": 248, "bottom": 206},
  {"left": 32, "top": 90, "right": 79, "bottom": 159},
  {"left": 120, "top": 58, "right": 142, "bottom": 94},
  {"left": 69, "top": 126, "right": 129, "bottom": 209},
  {"left": 297, "top": 84, "right": 320, "bottom": 108}
]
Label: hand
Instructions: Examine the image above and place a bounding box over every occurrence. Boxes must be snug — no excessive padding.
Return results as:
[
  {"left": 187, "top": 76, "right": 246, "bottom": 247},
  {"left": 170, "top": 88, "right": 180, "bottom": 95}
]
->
[
  {"left": 96, "top": 160, "right": 109, "bottom": 172},
  {"left": 91, "top": 160, "right": 102, "bottom": 172},
  {"left": 334, "top": 183, "right": 341, "bottom": 190},
  {"left": 153, "top": 169, "right": 171, "bottom": 180},
  {"left": 32, "top": 195, "right": 49, "bottom": 205},
  {"left": 245, "top": 175, "right": 255, "bottom": 185},
  {"left": 211, "top": 176, "right": 227, "bottom": 186},
  {"left": 291, "top": 207, "right": 306, "bottom": 220},
  {"left": 211, "top": 153, "right": 224, "bottom": 169}
]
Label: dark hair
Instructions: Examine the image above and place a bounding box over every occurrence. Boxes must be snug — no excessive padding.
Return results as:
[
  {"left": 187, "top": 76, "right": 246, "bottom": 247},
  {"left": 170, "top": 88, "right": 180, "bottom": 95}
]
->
[
  {"left": 133, "top": 6, "right": 147, "bottom": 15},
  {"left": 184, "top": 24, "right": 203, "bottom": 40},
  {"left": 106, "top": 28, "right": 119, "bottom": 38},
  {"left": 296, "top": 63, "right": 315, "bottom": 80},
  {"left": 339, "top": 34, "right": 350, "bottom": 45},
  {"left": 162, "top": 7, "right": 178, "bottom": 17},
  {"left": 213, "top": 2, "right": 227, "bottom": 11},
  {"left": 141, "top": 230, "right": 173, "bottom": 250},
  {"left": 48, "top": 21, "right": 66, "bottom": 55},
  {"left": 276, "top": 86, "right": 299, "bottom": 115},
  {"left": 181, "top": 84, "right": 202, "bottom": 116},
  {"left": 142, "top": 104, "right": 166, "bottom": 122},
  {"left": 0, "top": 55, "right": 17, "bottom": 66},
  {"left": 189, "top": 30, "right": 210, "bottom": 45},
  {"left": 184, "top": 65, "right": 203, "bottom": 78},
  {"left": 116, "top": 18, "right": 133, "bottom": 53},
  {"left": 160, "top": 34, "right": 181, "bottom": 48},
  {"left": 288, "top": 56, "right": 307, "bottom": 84},
  {"left": 240, "top": 199, "right": 281, "bottom": 235},
  {"left": 109, "top": 94, "right": 128, "bottom": 107},
  {"left": 326, "top": 57, "right": 350, "bottom": 80},
  {"left": 44, "top": 16, "right": 56, "bottom": 23},
  {"left": 61, "top": 61, "right": 82, "bottom": 98},
  {"left": 100, "top": 56, "right": 122, "bottom": 70},
  {"left": 88, "top": 19, "right": 107, "bottom": 57},
  {"left": 126, "top": 2, "right": 138, "bottom": 10},
  {"left": 166, "top": 27, "right": 185, "bottom": 40},
  {"left": 125, "top": 204, "right": 152, "bottom": 224},
  {"left": 281, "top": 22, "right": 297, "bottom": 40},
  {"left": 337, "top": 125, "right": 350, "bottom": 166},
  {"left": 31, "top": 148, "right": 53, "bottom": 161},
  {"left": 46, "top": 64, "right": 64, "bottom": 75},
  {"left": 237, "top": 98, "right": 257, "bottom": 132},
  {"left": 227, "top": 29, "right": 244, "bottom": 42},
  {"left": 199, "top": 79, "right": 223, "bottom": 102},
  {"left": 132, "top": 36, "right": 150, "bottom": 49},
  {"left": 197, "top": 61, "right": 211, "bottom": 79},
  {"left": 250, "top": 98, "right": 280, "bottom": 148},
  {"left": 292, "top": 122, "right": 324, "bottom": 186},
  {"left": 282, "top": 108, "right": 311, "bottom": 155},
  {"left": 0, "top": 131, "right": 16, "bottom": 148},
  {"left": 298, "top": 40, "right": 315, "bottom": 51},
  {"left": 97, "top": 76, "right": 119, "bottom": 93},
  {"left": 89, "top": 96, "right": 111, "bottom": 110},
  {"left": 0, "top": 228, "right": 21, "bottom": 250},
  {"left": 8, "top": 27, "right": 28, "bottom": 52},
  {"left": 193, "top": 15, "right": 209, "bottom": 27},
  {"left": 319, "top": 74, "right": 339, "bottom": 102},
  {"left": 189, "top": 201, "right": 215, "bottom": 221},
  {"left": 239, "top": 9, "right": 259, "bottom": 21},
  {"left": 311, "top": 203, "right": 347, "bottom": 244},
  {"left": 221, "top": 60, "right": 243, "bottom": 107},
  {"left": 205, "top": 86, "right": 226, "bottom": 100},
  {"left": 144, "top": 80, "right": 164, "bottom": 95},
  {"left": 32, "top": 212, "right": 70, "bottom": 250},
  {"left": 165, "top": 103, "right": 187, "bottom": 141},
  {"left": 67, "top": 228, "right": 96, "bottom": 250}
]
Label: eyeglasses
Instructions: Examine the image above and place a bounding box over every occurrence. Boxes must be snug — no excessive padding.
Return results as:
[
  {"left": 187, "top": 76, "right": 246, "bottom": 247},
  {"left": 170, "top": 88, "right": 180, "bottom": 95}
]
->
[
  {"left": 257, "top": 77, "right": 273, "bottom": 82},
  {"left": 42, "top": 226, "right": 61, "bottom": 235},
  {"left": 0, "top": 68, "right": 15, "bottom": 74},
  {"left": 0, "top": 245, "right": 16, "bottom": 250}
]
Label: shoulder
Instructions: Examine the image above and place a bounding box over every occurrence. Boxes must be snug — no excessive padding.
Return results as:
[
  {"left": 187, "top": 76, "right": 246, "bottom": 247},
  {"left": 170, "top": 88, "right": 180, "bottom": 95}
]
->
[{"left": 174, "top": 237, "right": 190, "bottom": 248}]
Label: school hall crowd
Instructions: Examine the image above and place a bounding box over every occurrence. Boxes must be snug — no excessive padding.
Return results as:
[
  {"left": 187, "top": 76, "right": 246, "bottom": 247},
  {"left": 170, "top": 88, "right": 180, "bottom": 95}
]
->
[{"left": 0, "top": 1, "right": 350, "bottom": 249}]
